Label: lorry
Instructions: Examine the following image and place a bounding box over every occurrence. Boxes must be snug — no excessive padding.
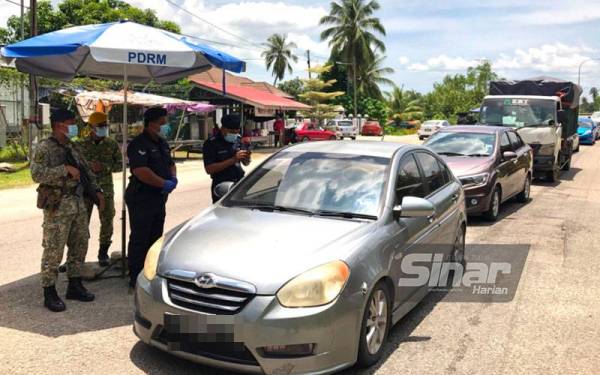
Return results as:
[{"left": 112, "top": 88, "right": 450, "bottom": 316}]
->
[{"left": 479, "top": 76, "right": 582, "bottom": 182}]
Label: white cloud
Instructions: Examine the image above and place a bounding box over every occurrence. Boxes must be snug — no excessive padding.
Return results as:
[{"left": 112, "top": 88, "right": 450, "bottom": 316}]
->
[
  {"left": 398, "top": 56, "right": 410, "bottom": 65},
  {"left": 513, "top": 2, "right": 600, "bottom": 25},
  {"left": 406, "top": 55, "right": 481, "bottom": 72},
  {"left": 0, "top": 1, "right": 21, "bottom": 32}
]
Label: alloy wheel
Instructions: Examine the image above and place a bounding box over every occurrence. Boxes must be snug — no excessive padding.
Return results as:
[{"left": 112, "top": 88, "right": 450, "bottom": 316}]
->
[{"left": 365, "top": 289, "right": 388, "bottom": 355}]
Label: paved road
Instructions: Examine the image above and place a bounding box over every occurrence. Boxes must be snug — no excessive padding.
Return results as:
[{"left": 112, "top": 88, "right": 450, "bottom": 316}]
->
[{"left": 0, "top": 134, "right": 598, "bottom": 374}]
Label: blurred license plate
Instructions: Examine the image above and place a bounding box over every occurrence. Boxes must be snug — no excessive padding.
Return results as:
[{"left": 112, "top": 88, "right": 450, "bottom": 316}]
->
[{"left": 163, "top": 313, "right": 236, "bottom": 344}]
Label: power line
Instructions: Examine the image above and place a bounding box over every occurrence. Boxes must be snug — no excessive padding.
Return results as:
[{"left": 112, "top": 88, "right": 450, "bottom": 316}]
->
[{"left": 3, "top": 0, "right": 28, "bottom": 9}]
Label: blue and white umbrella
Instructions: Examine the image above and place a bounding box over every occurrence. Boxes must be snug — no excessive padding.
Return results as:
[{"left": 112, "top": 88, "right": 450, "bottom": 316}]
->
[
  {"left": 0, "top": 20, "right": 245, "bottom": 81},
  {"left": 1, "top": 21, "right": 246, "bottom": 274}
]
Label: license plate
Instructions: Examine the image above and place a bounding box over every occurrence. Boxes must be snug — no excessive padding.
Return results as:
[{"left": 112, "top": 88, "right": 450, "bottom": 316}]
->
[{"left": 163, "top": 313, "right": 237, "bottom": 346}]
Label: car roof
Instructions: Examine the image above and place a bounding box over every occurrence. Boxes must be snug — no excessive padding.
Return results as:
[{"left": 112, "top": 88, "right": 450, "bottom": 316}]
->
[
  {"left": 283, "top": 140, "right": 410, "bottom": 158},
  {"left": 436, "top": 125, "right": 511, "bottom": 134}
]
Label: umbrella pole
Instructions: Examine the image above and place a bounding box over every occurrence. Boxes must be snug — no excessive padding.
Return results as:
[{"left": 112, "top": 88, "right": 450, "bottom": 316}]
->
[{"left": 121, "top": 66, "right": 128, "bottom": 278}]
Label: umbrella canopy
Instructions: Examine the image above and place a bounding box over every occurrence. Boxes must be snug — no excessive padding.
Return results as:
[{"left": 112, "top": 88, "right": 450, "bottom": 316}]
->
[{"left": 0, "top": 20, "right": 245, "bottom": 82}]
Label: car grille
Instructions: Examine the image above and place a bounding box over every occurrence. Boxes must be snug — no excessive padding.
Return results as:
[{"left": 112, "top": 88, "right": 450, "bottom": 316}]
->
[
  {"left": 154, "top": 326, "right": 260, "bottom": 366},
  {"left": 166, "top": 278, "right": 254, "bottom": 315}
]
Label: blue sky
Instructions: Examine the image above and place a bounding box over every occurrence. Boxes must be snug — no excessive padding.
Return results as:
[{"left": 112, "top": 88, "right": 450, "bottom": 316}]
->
[{"left": 2, "top": 0, "right": 599, "bottom": 95}]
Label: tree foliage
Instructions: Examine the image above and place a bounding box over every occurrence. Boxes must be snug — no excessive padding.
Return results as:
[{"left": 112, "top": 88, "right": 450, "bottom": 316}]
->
[
  {"left": 277, "top": 78, "right": 306, "bottom": 100},
  {"left": 299, "top": 64, "right": 344, "bottom": 121},
  {"left": 261, "top": 33, "right": 298, "bottom": 86}
]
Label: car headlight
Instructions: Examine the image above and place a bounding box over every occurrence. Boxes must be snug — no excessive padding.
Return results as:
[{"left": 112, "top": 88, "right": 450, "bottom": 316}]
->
[
  {"left": 459, "top": 172, "right": 489, "bottom": 188},
  {"left": 584, "top": 130, "right": 592, "bottom": 135},
  {"left": 143, "top": 236, "right": 164, "bottom": 281},
  {"left": 277, "top": 260, "right": 350, "bottom": 308},
  {"left": 536, "top": 143, "right": 555, "bottom": 156}
]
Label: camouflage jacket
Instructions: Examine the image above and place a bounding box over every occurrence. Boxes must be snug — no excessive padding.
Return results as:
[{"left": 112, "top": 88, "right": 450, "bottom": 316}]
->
[
  {"left": 31, "top": 136, "right": 100, "bottom": 194},
  {"left": 77, "top": 137, "right": 122, "bottom": 192}
]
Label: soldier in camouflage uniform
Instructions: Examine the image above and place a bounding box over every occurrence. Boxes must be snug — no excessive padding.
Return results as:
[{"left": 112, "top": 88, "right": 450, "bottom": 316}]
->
[
  {"left": 78, "top": 112, "right": 122, "bottom": 266},
  {"left": 31, "top": 109, "right": 105, "bottom": 312}
]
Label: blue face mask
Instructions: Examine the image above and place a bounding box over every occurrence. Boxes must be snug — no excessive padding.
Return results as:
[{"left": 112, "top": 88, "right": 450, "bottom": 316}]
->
[
  {"left": 67, "top": 124, "right": 79, "bottom": 139},
  {"left": 159, "top": 123, "right": 171, "bottom": 138},
  {"left": 224, "top": 133, "right": 240, "bottom": 143},
  {"left": 95, "top": 127, "right": 109, "bottom": 138}
]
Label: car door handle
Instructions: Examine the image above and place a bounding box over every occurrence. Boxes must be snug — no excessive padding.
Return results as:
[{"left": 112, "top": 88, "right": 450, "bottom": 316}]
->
[
  {"left": 451, "top": 193, "right": 459, "bottom": 202},
  {"left": 427, "top": 213, "right": 435, "bottom": 223}
]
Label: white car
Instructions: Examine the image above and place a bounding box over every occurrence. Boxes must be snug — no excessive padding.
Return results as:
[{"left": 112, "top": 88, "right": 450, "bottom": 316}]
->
[
  {"left": 418, "top": 120, "right": 450, "bottom": 140},
  {"left": 326, "top": 119, "right": 357, "bottom": 140},
  {"left": 591, "top": 111, "right": 600, "bottom": 125}
]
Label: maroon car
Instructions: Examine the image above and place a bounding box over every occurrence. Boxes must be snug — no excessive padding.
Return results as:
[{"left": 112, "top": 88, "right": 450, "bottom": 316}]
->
[{"left": 425, "top": 125, "right": 533, "bottom": 221}]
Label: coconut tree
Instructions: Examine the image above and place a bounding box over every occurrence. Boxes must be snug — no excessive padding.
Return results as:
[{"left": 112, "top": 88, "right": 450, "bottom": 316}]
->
[
  {"left": 319, "top": 0, "right": 386, "bottom": 92},
  {"left": 262, "top": 34, "right": 298, "bottom": 85},
  {"left": 358, "top": 54, "right": 394, "bottom": 98}
]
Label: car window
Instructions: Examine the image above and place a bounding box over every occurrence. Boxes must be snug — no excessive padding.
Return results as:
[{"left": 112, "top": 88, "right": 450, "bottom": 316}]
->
[
  {"left": 415, "top": 152, "right": 447, "bottom": 194},
  {"left": 500, "top": 133, "right": 511, "bottom": 152},
  {"left": 396, "top": 154, "right": 426, "bottom": 202},
  {"left": 507, "top": 131, "right": 522, "bottom": 150},
  {"left": 438, "top": 159, "right": 452, "bottom": 184}
]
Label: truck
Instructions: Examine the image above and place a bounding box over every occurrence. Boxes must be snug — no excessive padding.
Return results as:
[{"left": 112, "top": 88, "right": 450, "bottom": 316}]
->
[{"left": 479, "top": 76, "right": 582, "bottom": 182}]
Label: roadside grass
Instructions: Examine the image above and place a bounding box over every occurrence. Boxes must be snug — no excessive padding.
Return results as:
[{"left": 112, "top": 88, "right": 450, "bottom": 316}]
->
[
  {"left": 384, "top": 128, "right": 418, "bottom": 136},
  {"left": 0, "top": 162, "right": 33, "bottom": 189}
]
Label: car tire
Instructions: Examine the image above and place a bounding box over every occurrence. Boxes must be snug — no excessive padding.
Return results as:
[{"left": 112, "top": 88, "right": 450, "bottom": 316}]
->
[
  {"left": 329, "top": 136, "right": 336, "bottom": 140},
  {"left": 418, "top": 136, "right": 424, "bottom": 140},
  {"left": 302, "top": 137, "right": 310, "bottom": 142},
  {"left": 357, "top": 282, "right": 391, "bottom": 368},
  {"left": 516, "top": 173, "right": 531, "bottom": 203},
  {"left": 351, "top": 137, "right": 356, "bottom": 140},
  {"left": 483, "top": 186, "right": 501, "bottom": 222},
  {"left": 547, "top": 167, "right": 559, "bottom": 182}
]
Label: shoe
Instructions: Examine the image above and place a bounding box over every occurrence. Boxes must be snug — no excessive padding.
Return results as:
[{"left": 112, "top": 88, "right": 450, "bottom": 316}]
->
[
  {"left": 58, "top": 263, "right": 67, "bottom": 273},
  {"left": 43, "top": 286, "right": 66, "bottom": 312},
  {"left": 65, "top": 277, "right": 95, "bottom": 302},
  {"left": 98, "top": 244, "right": 110, "bottom": 267}
]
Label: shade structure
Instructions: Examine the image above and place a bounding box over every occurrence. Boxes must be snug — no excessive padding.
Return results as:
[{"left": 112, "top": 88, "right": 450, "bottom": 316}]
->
[
  {"left": 1, "top": 20, "right": 245, "bottom": 82},
  {"left": 1, "top": 21, "right": 245, "bottom": 278}
]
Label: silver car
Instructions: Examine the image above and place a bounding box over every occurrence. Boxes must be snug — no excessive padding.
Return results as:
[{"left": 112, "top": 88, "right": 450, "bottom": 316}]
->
[{"left": 134, "top": 141, "right": 467, "bottom": 374}]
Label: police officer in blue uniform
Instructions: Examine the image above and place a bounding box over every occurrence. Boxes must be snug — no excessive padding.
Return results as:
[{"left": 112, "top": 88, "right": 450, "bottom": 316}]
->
[
  {"left": 202, "top": 114, "right": 251, "bottom": 203},
  {"left": 125, "top": 107, "right": 177, "bottom": 287}
]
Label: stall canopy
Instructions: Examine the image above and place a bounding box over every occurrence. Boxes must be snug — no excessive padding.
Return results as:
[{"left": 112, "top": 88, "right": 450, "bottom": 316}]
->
[{"left": 74, "top": 90, "right": 216, "bottom": 120}]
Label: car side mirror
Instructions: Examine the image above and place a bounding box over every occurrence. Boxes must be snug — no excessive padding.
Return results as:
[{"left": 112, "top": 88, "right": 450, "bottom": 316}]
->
[
  {"left": 557, "top": 110, "right": 567, "bottom": 126},
  {"left": 393, "top": 196, "right": 435, "bottom": 218},
  {"left": 213, "top": 181, "right": 235, "bottom": 200},
  {"left": 503, "top": 151, "right": 517, "bottom": 160}
]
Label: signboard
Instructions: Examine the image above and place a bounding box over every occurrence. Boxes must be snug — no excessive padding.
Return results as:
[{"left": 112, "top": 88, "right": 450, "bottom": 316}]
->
[{"left": 255, "top": 107, "right": 276, "bottom": 117}]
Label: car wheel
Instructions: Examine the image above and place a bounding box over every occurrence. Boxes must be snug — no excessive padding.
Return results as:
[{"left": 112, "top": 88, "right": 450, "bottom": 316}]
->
[
  {"left": 547, "top": 167, "right": 559, "bottom": 182},
  {"left": 450, "top": 224, "right": 466, "bottom": 268},
  {"left": 329, "top": 136, "right": 336, "bottom": 140},
  {"left": 357, "top": 282, "right": 391, "bottom": 368},
  {"left": 302, "top": 137, "right": 310, "bottom": 142},
  {"left": 516, "top": 173, "right": 531, "bottom": 203},
  {"left": 418, "top": 136, "right": 424, "bottom": 140},
  {"left": 483, "top": 186, "right": 501, "bottom": 222},
  {"left": 351, "top": 137, "right": 356, "bottom": 140}
]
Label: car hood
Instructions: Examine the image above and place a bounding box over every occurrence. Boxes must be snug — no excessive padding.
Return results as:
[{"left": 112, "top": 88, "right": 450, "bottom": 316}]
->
[
  {"left": 442, "top": 156, "right": 495, "bottom": 177},
  {"left": 158, "top": 206, "right": 373, "bottom": 294},
  {"left": 577, "top": 127, "right": 592, "bottom": 135}
]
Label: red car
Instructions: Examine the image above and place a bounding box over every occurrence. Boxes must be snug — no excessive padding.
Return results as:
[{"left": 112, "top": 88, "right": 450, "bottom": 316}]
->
[
  {"left": 295, "top": 122, "right": 337, "bottom": 142},
  {"left": 361, "top": 120, "right": 383, "bottom": 136}
]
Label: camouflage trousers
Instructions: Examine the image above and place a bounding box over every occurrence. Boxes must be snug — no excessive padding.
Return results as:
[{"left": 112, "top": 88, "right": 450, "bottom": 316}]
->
[
  {"left": 85, "top": 191, "right": 115, "bottom": 247},
  {"left": 41, "top": 195, "right": 90, "bottom": 287}
]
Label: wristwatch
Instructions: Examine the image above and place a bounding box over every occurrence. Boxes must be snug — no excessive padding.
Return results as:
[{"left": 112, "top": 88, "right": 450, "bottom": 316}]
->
[{"left": 96, "top": 188, "right": 104, "bottom": 194}]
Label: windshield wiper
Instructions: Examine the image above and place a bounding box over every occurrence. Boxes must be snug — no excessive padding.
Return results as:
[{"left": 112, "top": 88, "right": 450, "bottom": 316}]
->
[
  {"left": 437, "top": 152, "right": 466, "bottom": 156},
  {"left": 466, "top": 153, "right": 490, "bottom": 157},
  {"left": 240, "top": 204, "right": 315, "bottom": 215},
  {"left": 315, "top": 210, "right": 377, "bottom": 220}
]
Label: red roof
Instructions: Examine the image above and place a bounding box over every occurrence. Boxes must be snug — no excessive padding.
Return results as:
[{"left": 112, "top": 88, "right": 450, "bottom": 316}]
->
[{"left": 190, "top": 79, "right": 310, "bottom": 111}]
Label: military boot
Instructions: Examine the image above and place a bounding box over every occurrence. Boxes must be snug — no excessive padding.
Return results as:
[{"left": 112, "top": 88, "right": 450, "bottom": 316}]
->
[
  {"left": 98, "top": 244, "right": 110, "bottom": 267},
  {"left": 43, "top": 286, "right": 66, "bottom": 312},
  {"left": 65, "top": 277, "right": 95, "bottom": 302}
]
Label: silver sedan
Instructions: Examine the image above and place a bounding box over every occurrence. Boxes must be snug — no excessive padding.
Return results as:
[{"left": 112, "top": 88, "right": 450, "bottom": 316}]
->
[{"left": 134, "top": 141, "right": 467, "bottom": 374}]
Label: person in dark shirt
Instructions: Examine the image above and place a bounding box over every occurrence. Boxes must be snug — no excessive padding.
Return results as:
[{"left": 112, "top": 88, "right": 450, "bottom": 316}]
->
[
  {"left": 203, "top": 114, "right": 251, "bottom": 203},
  {"left": 125, "top": 107, "right": 177, "bottom": 287}
]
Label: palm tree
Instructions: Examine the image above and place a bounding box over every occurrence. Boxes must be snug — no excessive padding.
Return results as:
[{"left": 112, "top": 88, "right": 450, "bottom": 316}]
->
[
  {"left": 320, "top": 0, "right": 386, "bottom": 92},
  {"left": 386, "top": 86, "right": 423, "bottom": 121},
  {"left": 261, "top": 34, "right": 298, "bottom": 85},
  {"left": 358, "top": 54, "right": 394, "bottom": 98}
]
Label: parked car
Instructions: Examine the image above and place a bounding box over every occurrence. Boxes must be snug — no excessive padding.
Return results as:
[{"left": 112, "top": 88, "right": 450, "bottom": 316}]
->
[
  {"left": 591, "top": 111, "right": 600, "bottom": 125},
  {"left": 361, "top": 120, "right": 383, "bottom": 136},
  {"left": 425, "top": 125, "right": 533, "bottom": 221},
  {"left": 134, "top": 141, "right": 467, "bottom": 375},
  {"left": 577, "top": 117, "right": 597, "bottom": 145},
  {"left": 326, "top": 119, "right": 357, "bottom": 139},
  {"left": 295, "top": 122, "right": 338, "bottom": 142},
  {"left": 418, "top": 119, "right": 450, "bottom": 140}
]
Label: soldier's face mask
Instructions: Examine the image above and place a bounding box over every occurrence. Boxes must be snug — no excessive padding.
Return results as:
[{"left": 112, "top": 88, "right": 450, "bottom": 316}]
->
[
  {"left": 95, "top": 125, "right": 109, "bottom": 138},
  {"left": 67, "top": 124, "right": 79, "bottom": 139}
]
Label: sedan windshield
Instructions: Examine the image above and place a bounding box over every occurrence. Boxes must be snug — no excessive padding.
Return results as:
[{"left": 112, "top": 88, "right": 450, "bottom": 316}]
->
[
  {"left": 578, "top": 119, "right": 593, "bottom": 128},
  {"left": 480, "top": 98, "right": 556, "bottom": 128},
  {"left": 224, "top": 152, "right": 389, "bottom": 218},
  {"left": 426, "top": 132, "right": 496, "bottom": 157}
]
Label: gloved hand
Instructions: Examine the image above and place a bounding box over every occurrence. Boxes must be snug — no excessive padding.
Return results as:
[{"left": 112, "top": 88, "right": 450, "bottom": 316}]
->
[
  {"left": 162, "top": 179, "right": 177, "bottom": 194},
  {"left": 170, "top": 176, "right": 178, "bottom": 187}
]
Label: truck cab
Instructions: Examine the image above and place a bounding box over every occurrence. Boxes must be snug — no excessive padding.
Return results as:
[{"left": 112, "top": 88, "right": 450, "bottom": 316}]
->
[{"left": 479, "top": 95, "right": 573, "bottom": 181}]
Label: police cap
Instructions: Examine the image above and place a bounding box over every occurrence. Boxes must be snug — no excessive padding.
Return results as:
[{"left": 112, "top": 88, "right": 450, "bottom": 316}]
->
[{"left": 221, "top": 114, "right": 241, "bottom": 130}]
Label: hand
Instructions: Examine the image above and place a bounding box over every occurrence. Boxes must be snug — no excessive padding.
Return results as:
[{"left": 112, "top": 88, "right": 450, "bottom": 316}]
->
[
  {"left": 96, "top": 192, "right": 105, "bottom": 212},
  {"left": 65, "top": 165, "right": 80, "bottom": 181},
  {"left": 91, "top": 161, "right": 103, "bottom": 173},
  {"left": 162, "top": 179, "right": 177, "bottom": 194},
  {"left": 170, "top": 176, "right": 178, "bottom": 187},
  {"left": 235, "top": 150, "right": 249, "bottom": 162}
]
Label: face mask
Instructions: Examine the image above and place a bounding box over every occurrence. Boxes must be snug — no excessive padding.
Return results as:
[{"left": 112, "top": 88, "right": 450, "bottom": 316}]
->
[
  {"left": 224, "top": 133, "right": 240, "bottom": 143},
  {"left": 95, "top": 127, "right": 109, "bottom": 138},
  {"left": 67, "top": 124, "right": 79, "bottom": 139},
  {"left": 159, "top": 123, "right": 171, "bottom": 138}
]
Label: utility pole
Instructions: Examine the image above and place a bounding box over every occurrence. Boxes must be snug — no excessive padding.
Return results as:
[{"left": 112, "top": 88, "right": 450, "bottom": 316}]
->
[
  {"left": 352, "top": 55, "right": 357, "bottom": 119},
  {"left": 28, "top": 0, "right": 37, "bottom": 158},
  {"left": 307, "top": 50, "right": 311, "bottom": 79},
  {"left": 20, "top": 0, "right": 25, "bottom": 141}
]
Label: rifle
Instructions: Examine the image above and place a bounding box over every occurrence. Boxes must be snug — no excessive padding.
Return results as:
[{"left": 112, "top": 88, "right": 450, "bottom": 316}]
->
[{"left": 65, "top": 147, "right": 100, "bottom": 205}]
